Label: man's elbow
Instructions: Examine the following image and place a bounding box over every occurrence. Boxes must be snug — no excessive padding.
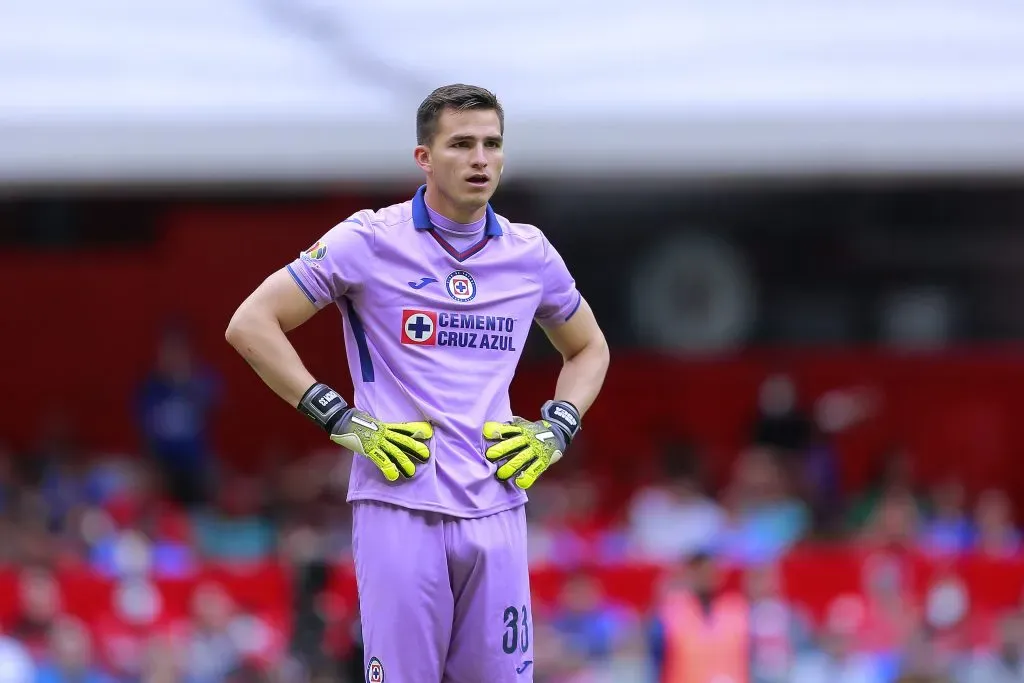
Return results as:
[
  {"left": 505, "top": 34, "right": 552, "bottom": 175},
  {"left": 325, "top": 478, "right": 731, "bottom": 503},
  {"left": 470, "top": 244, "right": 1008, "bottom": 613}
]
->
[
  {"left": 224, "top": 314, "right": 244, "bottom": 351},
  {"left": 225, "top": 304, "right": 258, "bottom": 351},
  {"left": 589, "top": 332, "right": 611, "bottom": 372},
  {"left": 596, "top": 334, "right": 610, "bottom": 367}
]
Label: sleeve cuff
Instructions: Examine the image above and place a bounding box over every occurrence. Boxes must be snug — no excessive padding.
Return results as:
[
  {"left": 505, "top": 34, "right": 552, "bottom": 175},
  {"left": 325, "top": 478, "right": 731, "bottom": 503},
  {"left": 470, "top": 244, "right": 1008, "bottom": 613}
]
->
[
  {"left": 287, "top": 263, "right": 329, "bottom": 308},
  {"left": 537, "top": 291, "right": 583, "bottom": 326}
]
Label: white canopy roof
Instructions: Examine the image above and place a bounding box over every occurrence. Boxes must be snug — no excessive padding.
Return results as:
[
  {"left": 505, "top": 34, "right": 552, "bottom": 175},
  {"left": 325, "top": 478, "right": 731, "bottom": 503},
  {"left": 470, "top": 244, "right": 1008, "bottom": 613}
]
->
[{"left": 2, "top": 0, "right": 1023, "bottom": 185}]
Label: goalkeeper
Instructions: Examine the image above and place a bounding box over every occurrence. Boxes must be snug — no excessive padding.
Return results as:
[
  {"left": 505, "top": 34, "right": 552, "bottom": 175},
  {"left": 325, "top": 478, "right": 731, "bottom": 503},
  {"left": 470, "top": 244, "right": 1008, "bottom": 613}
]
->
[{"left": 226, "top": 84, "right": 609, "bottom": 683}]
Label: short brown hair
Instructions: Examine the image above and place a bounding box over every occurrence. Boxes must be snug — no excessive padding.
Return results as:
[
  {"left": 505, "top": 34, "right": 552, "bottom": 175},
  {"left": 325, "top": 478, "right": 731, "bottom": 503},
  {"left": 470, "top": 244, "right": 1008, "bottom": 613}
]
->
[{"left": 416, "top": 84, "right": 504, "bottom": 146}]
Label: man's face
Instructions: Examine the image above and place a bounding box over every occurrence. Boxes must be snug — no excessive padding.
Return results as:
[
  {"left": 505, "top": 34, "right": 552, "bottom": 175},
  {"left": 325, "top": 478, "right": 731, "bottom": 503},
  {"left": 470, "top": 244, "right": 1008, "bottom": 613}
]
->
[
  {"left": 689, "top": 557, "right": 719, "bottom": 595},
  {"left": 417, "top": 107, "right": 504, "bottom": 214}
]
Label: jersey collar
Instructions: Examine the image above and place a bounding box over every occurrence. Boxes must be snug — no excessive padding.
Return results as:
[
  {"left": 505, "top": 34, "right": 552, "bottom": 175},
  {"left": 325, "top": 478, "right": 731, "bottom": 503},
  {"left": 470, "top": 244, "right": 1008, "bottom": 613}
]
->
[{"left": 411, "top": 185, "right": 503, "bottom": 237}]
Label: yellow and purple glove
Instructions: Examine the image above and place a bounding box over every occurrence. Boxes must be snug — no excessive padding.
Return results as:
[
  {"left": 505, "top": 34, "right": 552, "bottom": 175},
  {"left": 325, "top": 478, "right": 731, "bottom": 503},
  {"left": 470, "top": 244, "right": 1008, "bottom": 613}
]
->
[{"left": 483, "top": 400, "right": 581, "bottom": 490}]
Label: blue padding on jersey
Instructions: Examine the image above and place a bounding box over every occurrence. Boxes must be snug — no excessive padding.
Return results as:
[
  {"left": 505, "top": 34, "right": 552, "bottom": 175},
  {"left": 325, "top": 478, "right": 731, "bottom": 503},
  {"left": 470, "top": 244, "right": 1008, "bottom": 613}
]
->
[
  {"left": 345, "top": 299, "right": 375, "bottom": 383},
  {"left": 287, "top": 265, "right": 317, "bottom": 304}
]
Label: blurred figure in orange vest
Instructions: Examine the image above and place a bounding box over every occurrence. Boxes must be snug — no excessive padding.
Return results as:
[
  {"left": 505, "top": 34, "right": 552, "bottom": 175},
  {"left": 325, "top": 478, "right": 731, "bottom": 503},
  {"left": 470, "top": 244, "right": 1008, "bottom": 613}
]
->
[{"left": 648, "top": 551, "right": 750, "bottom": 683}]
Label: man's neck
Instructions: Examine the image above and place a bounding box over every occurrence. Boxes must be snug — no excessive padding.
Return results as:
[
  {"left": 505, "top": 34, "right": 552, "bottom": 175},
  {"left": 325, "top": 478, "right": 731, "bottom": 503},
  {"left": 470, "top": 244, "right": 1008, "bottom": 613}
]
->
[{"left": 424, "top": 185, "right": 486, "bottom": 224}]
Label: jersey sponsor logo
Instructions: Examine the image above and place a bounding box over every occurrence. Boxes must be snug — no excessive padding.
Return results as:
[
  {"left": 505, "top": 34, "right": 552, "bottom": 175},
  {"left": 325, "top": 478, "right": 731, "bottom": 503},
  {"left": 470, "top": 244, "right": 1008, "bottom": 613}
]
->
[
  {"left": 367, "top": 657, "right": 385, "bottom": 682},
  {"left": 402, "top": 309, "right": 438, "bottom": 345},
  {"left": 302, "top": 240, "right": 327, "bottom": 261},
  {"left": 446, "top": 270, "right": 477, "bottom": 302},
  {"left": 401, "top": 309, "right": 518, "bottom": 352}
]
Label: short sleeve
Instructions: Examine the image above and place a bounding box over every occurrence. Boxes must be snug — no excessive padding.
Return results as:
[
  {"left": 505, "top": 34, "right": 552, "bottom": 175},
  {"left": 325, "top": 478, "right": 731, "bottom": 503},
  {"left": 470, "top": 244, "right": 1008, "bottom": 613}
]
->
[
  {"left": 287, "top": 215, "right": 375, "bottom": 308},
  {"left": 534, "top": 234, "right": 582, "bottom": 326}
]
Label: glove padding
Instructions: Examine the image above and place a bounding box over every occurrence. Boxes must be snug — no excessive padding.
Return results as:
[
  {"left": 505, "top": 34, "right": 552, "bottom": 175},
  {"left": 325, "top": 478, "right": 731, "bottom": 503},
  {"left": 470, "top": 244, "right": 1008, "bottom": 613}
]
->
[
  {"left": 297, "top": 382, "right": 432, "bottom": 482},
  {"left": 331, "top": 409, "right": 433, "bottom": 482},
  {"left": 483, "top": 417, "right": 566, "bottom": 490}
]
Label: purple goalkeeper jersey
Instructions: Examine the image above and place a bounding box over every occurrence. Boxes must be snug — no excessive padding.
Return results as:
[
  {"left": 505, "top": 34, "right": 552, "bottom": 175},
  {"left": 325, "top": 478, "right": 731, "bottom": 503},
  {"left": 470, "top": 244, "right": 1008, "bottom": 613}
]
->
[{"left": 287, "top": 186, "right": 582, "bottom": 518}]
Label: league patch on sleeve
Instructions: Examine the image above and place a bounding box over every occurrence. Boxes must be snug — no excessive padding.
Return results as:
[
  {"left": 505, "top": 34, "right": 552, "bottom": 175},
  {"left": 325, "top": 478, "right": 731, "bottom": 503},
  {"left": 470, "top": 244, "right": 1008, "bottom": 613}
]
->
[{"left": 301, "top": 240, "right": 327, "bottom": 262}]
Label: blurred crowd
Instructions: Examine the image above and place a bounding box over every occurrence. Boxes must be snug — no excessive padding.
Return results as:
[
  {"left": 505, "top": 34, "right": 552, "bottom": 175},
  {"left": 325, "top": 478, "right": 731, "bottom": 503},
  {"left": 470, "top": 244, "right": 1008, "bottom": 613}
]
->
[{"left": 0, "top": 329, "right": 1021, "bottom": 683}]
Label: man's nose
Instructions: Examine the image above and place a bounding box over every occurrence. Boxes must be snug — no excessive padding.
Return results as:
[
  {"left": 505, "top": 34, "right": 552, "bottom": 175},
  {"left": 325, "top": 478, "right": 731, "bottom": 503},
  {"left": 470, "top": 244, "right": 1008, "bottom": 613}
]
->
[{"left": 470, "top": 145, "right": 488, "bottom": 167}]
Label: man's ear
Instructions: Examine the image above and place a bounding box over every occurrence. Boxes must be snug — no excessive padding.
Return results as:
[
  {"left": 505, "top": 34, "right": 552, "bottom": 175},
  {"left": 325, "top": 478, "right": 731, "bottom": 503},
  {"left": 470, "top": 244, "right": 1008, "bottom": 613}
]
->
[{"left": 413, "top": 145, "right": 431, "bottom": 174}]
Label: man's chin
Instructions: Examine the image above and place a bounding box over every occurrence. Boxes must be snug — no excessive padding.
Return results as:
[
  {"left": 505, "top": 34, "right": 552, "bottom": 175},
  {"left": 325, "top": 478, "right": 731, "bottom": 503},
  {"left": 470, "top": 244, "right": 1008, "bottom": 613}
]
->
[{"left": 457, "top": 185, "right": 496, "bottom": 208}]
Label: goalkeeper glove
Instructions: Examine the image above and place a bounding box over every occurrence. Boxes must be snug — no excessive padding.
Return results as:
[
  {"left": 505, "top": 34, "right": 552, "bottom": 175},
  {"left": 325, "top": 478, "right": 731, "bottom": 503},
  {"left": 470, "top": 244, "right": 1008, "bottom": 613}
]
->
[
  {"left": 298, "top": 383, "right": 433, "bottom": 482},
  {"left": 482, "top": 400, "right": 582, "bottom": 490}
]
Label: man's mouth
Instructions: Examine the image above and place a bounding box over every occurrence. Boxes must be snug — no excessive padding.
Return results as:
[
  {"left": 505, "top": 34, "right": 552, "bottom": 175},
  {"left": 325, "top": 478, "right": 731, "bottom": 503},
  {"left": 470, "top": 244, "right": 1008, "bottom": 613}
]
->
[{"left": 466, "top": 174, "right": 490, "bottom": 186}]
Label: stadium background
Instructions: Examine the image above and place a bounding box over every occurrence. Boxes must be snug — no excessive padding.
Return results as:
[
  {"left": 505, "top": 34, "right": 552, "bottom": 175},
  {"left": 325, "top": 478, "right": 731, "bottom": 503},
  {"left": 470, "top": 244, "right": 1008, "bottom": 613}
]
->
[{"left": 4, "top": 2, "right": 1024, "bottom": 682}]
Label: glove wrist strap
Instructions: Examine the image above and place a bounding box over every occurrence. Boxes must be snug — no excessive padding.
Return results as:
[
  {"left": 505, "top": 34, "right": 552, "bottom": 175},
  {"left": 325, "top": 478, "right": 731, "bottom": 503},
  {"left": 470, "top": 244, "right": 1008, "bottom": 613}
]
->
[
  {"left": 541, "top": 399, "right": 582, "bottom": 447},
  {"left": 298, "top": 382, "right": 350, "bottom": 432}
]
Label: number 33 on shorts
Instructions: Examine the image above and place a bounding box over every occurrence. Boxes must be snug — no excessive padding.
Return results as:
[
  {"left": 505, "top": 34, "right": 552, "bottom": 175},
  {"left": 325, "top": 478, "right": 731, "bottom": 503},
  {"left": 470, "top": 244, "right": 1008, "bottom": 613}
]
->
[{"left": 503, "top": 604, "right": 531, "bottom": 675}]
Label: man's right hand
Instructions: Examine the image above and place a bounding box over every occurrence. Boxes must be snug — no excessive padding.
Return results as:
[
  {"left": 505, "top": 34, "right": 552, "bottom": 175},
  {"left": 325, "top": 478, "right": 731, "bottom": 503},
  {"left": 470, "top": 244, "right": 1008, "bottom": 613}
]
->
[
  {"left": 330, "top": 409, "right": 433, "bottom": 481},
  {"left": 298, "top": 382, "right": 432, "bottom": 481}
]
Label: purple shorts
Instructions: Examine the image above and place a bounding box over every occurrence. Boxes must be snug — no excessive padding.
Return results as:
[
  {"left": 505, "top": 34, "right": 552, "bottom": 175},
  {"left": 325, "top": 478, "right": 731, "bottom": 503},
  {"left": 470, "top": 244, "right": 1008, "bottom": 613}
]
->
[{"left": 353, "top": 500, "right": 534, "bottom": 683}]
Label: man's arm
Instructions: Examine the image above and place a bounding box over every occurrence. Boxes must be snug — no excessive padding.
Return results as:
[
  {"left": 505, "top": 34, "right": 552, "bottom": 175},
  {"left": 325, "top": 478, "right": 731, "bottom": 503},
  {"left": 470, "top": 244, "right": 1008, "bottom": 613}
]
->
[
  {"left": 482, "top": 297, "right": 607, "bottom": 489},
  {"left": 225, "top": 268, "right": 320, "bottom": 408},
  {"left": 540, "top": 297, "right": 609, "bottom": 417},
  {"left": 226, "top": 267, "right": 433, "bottom": 481}
]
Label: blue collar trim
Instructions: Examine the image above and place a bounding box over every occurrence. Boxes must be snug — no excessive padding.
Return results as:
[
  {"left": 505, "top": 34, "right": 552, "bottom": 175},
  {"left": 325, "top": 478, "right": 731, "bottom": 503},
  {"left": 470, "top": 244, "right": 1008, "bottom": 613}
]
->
[{"left": 411, "top": 185, "right": 502, "bottom": 237}]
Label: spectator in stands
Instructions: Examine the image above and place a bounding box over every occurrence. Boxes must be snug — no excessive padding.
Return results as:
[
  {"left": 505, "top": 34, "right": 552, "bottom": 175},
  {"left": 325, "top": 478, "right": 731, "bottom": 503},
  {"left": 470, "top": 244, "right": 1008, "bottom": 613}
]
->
[
  {"left": 192, "top": 473, "right": 275, "bottom": 564},
  {"left": 751, "top": 373, "right": 812, "bottom": 456},
  {"left": 749, "top": 373, "right": 836, "bottom": 537},
  {"left": 716, "top": 447, "right": 810, "bottom": 564},
  {"left": 136, "top": 323, "right": 219, "bottom": 507},
  {"left": 89, "top": 477, "right": 197, "bottom": 579},
  {"left": 9, "top": 566, "right": 61, "bottom": 661},
  {"left": 745, "top": 562, "right": 815, "bottom": 683},
  {"left": 12, "top": 490, "right": 58, "bottom": 568},
  {"left": 790, "top": 619, "right": 884, "bottom": 683},
  {"left": 919, "top": 477, "right": 973, "bottom": 555},
  {"left": 36, "top": 616, "right": 111, "bottom": 683},
  {"left": 93, "top": 579, "right": 168, "bottom": 681},
  {"left": 143, "top": 633, "right": 181, "bottom": 683},
  {"left": 854, "top": 555, "right": 921, "bottom": 667},
  {"left": 862, "top": 488, "right": 921, "bottom": 550},
  {"left": 895, "top": 627, "right": 957, "bottom": 682},
  {"left": 804, "top": 385, "right": 879, "bottom": 536},
  {"left": 532, "top": 622, "right": 599, "bottom": 683},
  {"left": 848, "top": 448, "right": 927, "bottom": 532},
  {"left": 868, "top": 491, "right": 925, "bottom": 548},
  {"left": 973, "top": 489, "right": 1021, "bottom": 557},
  {"left": 550, "top": 574, "right": 636, "bottom": 663},
  {"left": 26, "top": 416, "right": 94, "bottom": 536},
  {"left": 800, "top": 425, "right": 845, "bottom": 537},
  {"left": 526, "top": 477, "right": 609, "bottom": 569},
  {"left": 626, "top": 444, "right": 725, "bottom": 563},
  {"left": 648, "top": 551, "right": 749, "bottom": 683},
  {"left": 179, "top": 582, "right": 242, "bottom": 683},
  {"left": 921, "top": 572, "right": 971, "bottom": 675},
  {"left": 962, "top": 611, "right": 1024, "bottom": 683}
]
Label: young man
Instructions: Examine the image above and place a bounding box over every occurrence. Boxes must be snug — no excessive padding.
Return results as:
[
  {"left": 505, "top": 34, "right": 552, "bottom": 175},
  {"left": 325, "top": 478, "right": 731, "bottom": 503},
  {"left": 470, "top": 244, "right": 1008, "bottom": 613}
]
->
[{"left": 225, "top": 84, "right": 609, "bottom": 682}]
